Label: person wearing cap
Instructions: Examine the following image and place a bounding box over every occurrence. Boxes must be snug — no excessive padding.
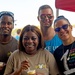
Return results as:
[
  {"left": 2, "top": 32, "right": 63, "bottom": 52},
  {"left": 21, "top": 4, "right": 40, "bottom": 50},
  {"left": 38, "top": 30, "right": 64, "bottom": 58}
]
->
[
  {"left": 54, "top": 15, "right": 75, "bottom": 75},
  {"left": 37, "top": 4, "right": 62, "bottom": 54},
  {"left": 0, "top": 11, "right": 18, "bottom": 75}
]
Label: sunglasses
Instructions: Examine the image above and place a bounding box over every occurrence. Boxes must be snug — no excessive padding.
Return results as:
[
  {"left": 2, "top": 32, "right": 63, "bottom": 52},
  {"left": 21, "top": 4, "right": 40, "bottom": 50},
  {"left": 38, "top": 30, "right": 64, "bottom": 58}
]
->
[
  {"left": 55, "top": 24, "right": 69, "bottom": 32},
  {"left": 0, "top": 11, "right": 14, "bottom": 18},
  {"left": 40, "top": 14, "right": 53, "bottom": 19},
  {"left": 0, "top": 11, "right": 14, "bottom": 22}
]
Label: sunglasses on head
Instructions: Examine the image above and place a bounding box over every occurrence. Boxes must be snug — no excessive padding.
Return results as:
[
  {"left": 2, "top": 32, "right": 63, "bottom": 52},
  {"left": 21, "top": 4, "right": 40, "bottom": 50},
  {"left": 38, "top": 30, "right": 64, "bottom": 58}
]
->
[
  {"left": 0, "top": 11, "right": 14, "bottom": 18},
  {"left": 55, "top": 24, "right": 69, "bottom": 32},
  {"left": 40, "top": 14, "right": 53, "bottom": 19}
]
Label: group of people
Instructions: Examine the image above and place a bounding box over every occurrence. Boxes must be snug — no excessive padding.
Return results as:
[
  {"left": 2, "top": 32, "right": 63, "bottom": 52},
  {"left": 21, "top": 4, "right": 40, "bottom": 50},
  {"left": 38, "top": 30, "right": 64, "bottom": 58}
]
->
[{"left": 0, "top": 4, "right": 75, "bottom": 75}]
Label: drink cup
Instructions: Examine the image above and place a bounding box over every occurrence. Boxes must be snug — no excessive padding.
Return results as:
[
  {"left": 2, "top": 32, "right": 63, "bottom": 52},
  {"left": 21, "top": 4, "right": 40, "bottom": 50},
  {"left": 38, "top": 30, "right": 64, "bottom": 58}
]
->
[
  {"left": 0, "top": 62, "right": 3, "bottom": 67},
  {"left": 27, "top": 69, "right": 36, "bottom": 75}
]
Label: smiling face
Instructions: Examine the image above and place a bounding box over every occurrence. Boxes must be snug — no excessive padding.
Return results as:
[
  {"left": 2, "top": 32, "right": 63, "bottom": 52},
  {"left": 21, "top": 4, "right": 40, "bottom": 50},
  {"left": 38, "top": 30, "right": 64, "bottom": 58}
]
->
[
  {"left": 0, "top": 15, "right": 14, "bottom": 36},
  {"left": 54, "top": 19, "right": 72, "bottom": 41},
  {"left": 22, "top": 31, "right": 39, "bottom": 55},
  {"left": 38, "top": 8, "right": 54, "bottom": 28}
]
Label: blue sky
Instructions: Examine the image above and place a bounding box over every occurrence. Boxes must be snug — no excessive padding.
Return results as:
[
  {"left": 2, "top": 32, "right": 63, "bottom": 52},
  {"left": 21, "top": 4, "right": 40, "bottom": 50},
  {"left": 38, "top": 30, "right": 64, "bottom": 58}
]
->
[{"left": 0, "top": 0, "right": 75, "bottom": 29}]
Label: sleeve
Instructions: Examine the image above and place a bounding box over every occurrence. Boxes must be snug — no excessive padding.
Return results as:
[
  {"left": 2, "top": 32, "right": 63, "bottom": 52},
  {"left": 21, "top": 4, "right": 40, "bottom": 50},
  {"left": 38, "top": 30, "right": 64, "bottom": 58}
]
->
[
  {"left": 45, "top": 51, "right": 61, "bottom": 75},
  {"left": 4, "top": 53, "right": 14, "bottom": 75}
]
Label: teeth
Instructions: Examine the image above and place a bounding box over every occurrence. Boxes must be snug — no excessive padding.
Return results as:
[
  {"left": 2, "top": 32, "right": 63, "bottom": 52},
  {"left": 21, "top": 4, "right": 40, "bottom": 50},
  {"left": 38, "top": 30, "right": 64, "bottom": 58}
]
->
[{"left": 26, "top": 44, "right": 34, "bottom": 47}]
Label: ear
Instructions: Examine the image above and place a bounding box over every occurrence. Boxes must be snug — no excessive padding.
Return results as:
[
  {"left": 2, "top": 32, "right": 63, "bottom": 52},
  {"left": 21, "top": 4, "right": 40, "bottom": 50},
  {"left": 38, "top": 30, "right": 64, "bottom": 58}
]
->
[
  {"left": 37, "top": 16, "right": 39, "bottom": 21},
  {"left": 70, "top": 25, "right": 73, "bottom": 31},
  {"left": 71, "top": 25, "right": 72, "bottom": 29},
  {"left": 12, "top": 23, "right": 14, "bottom": 29},
  {"left": 52, "top": 16, "right": 54, "bottom": 20}
]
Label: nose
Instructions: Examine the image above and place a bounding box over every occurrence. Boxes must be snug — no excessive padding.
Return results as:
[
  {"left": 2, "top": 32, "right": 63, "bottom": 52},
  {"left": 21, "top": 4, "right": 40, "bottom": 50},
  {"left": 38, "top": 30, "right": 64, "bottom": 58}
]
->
[
  {"left": 5, "top": 24, "right": 8, "bottom": 27},
  {"left": 59, "top": 27, "right": 65, "bottom": 32},
  {"left": 28, "top": 38, "right": 33, "bottom": 43},
  {"left": 45, "top": 16, "right": 49, "bottom": 20}
]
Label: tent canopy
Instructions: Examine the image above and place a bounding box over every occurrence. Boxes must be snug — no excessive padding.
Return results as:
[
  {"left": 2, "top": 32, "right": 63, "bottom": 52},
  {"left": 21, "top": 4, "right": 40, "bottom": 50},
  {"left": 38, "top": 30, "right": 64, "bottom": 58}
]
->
[{"left": 55, "top": 0, "right": 75, "bottom": 12}]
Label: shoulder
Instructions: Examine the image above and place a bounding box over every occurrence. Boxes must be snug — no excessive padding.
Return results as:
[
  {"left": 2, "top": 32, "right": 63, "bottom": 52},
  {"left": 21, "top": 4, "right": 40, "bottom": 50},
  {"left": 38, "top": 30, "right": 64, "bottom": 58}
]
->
[
  {"left": 10, "top": 49, "right": 19, "bottom": 56},
  {"left": 54, "top": 44, "right": 63, "bottom": 56},
  {"left": 9, "top": 49, "right": 22, "bottom": 58},
  {"left": 12, "top": 36, "right": 18, "bottom": 42},
  {"left": 39, "top": 49, "right": 54, "bottom": 59},
  {"left": 55, "top": 44, "right": 63, "bottom": 51},
  {"left": 11, "top": 36, "right": 18, "bottom": 45}
]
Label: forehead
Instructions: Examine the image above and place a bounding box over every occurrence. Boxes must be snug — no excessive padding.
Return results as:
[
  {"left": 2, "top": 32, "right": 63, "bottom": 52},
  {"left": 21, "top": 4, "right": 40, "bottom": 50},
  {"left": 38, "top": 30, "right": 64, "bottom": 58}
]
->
[
  {"left": 39, "top": 8, "right": 53, "bottom": 15},
  {"left": 23, "top": 31, "right": 38, "bottom": 37},
  {"left": 55, "top": 19, "right": 69, "bottom": 27},
  {"left": 0, "top": 15, "right": 13, "bottom": 22}
]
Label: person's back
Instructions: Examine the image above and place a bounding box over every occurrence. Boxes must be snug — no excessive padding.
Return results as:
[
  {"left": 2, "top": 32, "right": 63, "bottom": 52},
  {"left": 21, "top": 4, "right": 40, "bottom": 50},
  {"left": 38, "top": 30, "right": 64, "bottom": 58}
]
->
[
  {"left": 37, "top": 4, "right": 62, "bottom": 53},
  {"left": 0, "top": 11, "right": 18, "bottom": 75}
]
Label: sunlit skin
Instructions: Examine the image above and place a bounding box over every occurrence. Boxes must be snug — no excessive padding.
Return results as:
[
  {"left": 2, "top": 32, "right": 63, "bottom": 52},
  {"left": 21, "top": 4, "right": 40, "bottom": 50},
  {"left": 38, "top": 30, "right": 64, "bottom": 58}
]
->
[
  {"left": 0, "top": 15, "right": 14, "bottom": 36},
  {"left": 54, "top": 19, "right": 73, "bottom": 45},
  {"left": 22, "top": 31, "right": 39, "bottom": 55},
  {"left": 38, "top": 8, "right": 54, "bottom": 28},
  {"left": 38, "top": 8, "right": 55, "bottom": 41}
]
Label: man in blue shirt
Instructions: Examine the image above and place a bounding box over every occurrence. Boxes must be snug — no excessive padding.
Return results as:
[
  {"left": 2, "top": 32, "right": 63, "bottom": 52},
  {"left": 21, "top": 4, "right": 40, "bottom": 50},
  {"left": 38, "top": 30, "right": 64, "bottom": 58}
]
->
[{"left": 37, "top": 4, "right": 62, "bottom": 54}]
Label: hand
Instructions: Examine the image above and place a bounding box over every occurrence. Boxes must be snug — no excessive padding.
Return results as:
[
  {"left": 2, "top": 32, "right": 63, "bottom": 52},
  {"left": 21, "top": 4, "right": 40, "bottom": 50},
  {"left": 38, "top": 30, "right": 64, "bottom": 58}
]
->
[
  {"left": 0, "top": 66, "right": 3, "bottom": 70},
  {"left": 12, "top": 60, "right": 30, "bottom": 75},
  {"left": 0, "top": 62, "right": 6, "bottom": 71},
  {"left": 20, "top": 60, "right": 30, "bottom": 70}
]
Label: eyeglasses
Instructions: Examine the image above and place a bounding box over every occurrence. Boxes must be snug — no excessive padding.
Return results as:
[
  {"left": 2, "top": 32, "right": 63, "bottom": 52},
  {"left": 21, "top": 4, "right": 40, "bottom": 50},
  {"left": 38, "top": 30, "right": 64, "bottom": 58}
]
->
[
  {"left": 55, "top": 24, "right": 69, "bottom": 32},
  {"left": 40, "top": 14, "right": 53, "bottom": 19}
]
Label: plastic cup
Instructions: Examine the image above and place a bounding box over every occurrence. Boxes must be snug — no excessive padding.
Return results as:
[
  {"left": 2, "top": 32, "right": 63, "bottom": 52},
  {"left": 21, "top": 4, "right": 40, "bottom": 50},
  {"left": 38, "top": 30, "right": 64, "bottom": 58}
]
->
[
  {"left": 0, "top": 62, "right": 3, "bottom": 67},
  {"left": 27, "top": 70, "right": 36, "bottom": 75}
]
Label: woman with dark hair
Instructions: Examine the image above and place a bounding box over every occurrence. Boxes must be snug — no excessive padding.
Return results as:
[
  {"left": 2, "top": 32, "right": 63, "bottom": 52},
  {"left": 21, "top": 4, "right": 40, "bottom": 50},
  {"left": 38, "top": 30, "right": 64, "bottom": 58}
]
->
[
  {"left": 54, "top": 16, "right": 75, "bottom": 75},
  {"left": 4, "top": 25, "right": 60, "bottom": 75}
]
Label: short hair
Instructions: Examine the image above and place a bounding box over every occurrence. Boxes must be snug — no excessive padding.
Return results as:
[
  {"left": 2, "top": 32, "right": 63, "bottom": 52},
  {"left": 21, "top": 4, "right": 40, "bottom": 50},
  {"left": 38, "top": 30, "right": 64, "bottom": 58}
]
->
[
  {"left": 0, "top": 11, "right": 14, "bottom": 22},
  {"left": 54, "top": 15, "right": 71, "bottom": 25},
  {"left": 19, "top": 25, "right": 45, "bottom": 52},
  {"left": 17, "top": 29, "right": 21, "bottom": 34},
  {"left": 38, "top": 4, "right": 53, "bottom": 15}
]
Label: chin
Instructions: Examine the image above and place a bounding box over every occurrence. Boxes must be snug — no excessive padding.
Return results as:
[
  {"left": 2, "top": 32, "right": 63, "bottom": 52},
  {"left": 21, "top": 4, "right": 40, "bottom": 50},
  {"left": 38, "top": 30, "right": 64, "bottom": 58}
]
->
[
  {"left": 3, "top": 34, "right": 9, "bottom": 37},
  {"left": 44, "top": 25, "right": 51, "bottom": 28}
]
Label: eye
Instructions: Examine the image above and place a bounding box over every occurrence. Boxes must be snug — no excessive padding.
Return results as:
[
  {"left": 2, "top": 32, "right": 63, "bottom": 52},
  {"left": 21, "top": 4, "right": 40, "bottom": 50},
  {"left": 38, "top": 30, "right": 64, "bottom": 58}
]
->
[
  {"left": 1, "top": 22, "right": 13, "bottom": 25},
  {"left": 23, "top": 37, "right": 29, "bottom": 40},
  {"left": 1, "top": 22, "right": 6, "bottom": 25},
  {"left": 47, "top": 15, "right": 53, "bottom": 19},
  {"left": 40, "top": 14, "right": 46, "bottom": 19},
  {"left": 7, "top": 22, "right": 13, "bottom": 25},
  {"left": 31, "top": 37, "right": 37, "bottom": 41},
  {"left": 62, "top": 24, "right": 68, "bottom": 29}
]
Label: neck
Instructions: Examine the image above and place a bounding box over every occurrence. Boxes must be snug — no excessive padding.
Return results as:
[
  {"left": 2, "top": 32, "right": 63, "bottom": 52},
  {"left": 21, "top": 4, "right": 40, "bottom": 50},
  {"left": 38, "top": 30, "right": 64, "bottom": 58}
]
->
[
  {"left": 63, "top": 36, "right": 75, "bottom": 46},
  {"left": 41, "top": 27, "right": 55, "bottom": 40},
  {"left": 0, "top": 35, "right": 12, "bottom": 44}
]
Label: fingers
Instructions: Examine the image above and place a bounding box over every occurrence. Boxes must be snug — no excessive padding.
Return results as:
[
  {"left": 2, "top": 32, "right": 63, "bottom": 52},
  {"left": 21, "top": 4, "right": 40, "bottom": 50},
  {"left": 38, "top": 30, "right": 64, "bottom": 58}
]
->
[{"left": 21, "top": 60, "right": 30, "bottom": 70}]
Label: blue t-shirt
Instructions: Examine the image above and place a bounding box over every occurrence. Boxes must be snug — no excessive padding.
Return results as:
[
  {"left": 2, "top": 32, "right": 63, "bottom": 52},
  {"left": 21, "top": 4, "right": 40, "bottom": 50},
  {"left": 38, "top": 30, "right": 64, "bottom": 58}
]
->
[
  {"left": 44, "top": 34, "right": 62, "bottom": 54},
  {"left": 15, "top": 35, "right": 20, "bottom": 41}
]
